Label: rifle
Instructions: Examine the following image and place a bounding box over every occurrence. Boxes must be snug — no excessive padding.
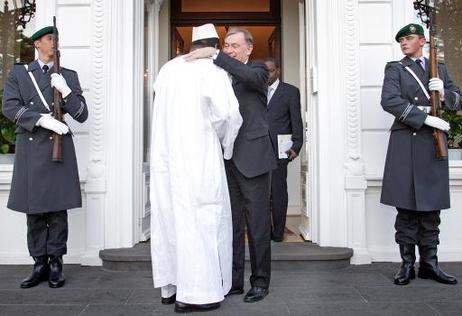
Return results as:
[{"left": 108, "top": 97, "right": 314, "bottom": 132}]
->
[
  {"left": 414, "top": 0, "right": 447, "bottom": 159},
  {"left": 52, "top": 16, "right": 63, "bottom": 162}
]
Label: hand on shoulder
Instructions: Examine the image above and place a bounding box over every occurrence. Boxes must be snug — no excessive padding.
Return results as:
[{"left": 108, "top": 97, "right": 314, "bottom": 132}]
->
[{"left": 183, "top": 47, "right": 217, "bottom": 62}]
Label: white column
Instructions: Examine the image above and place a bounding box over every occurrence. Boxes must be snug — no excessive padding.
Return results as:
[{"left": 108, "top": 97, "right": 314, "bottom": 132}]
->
[
  {"left": 103, "top": 0, "right": 141, "bottom": 249},
  {"left": 343, "top": 0, "right": 370, "bottom": 264},
  {"left": 298, "top": 0, "right": 310, "bottom": 240},
  {"left": 313, "top": 0, "right": 349, "bottom": 247},
  {"left": 81, "top": 0, "right": 107, "bottom": 265},
  {"left": 132, "top": 0, "right": 145, "bottom": 243}
]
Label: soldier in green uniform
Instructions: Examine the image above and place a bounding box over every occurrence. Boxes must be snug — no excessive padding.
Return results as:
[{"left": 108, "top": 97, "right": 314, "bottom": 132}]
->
[
  {"left": 381, "top": 23, "right": 461, "bottom": 286},
  {"left": 2, "top": 26, "right": 88, "bottom": 288}
]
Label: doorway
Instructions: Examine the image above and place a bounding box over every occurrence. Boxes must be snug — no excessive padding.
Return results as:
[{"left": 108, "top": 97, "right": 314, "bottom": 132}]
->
[
  {"left": 172, "top": 25, "right": 280, "bottom": 61},
  {"left": 170, "top": 0, "right": 281, "bottom": 61},
  {"left": 142, "top": 0, "right": 311, "bottom": 243}
]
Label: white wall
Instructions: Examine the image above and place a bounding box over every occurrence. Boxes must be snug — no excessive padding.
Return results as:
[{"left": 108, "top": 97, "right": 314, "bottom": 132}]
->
[{"left": 359, "top": 0, "right": 409, "bottom": 262}]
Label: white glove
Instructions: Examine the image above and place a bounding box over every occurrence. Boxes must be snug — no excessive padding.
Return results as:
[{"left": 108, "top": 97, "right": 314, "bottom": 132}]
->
[
  {"left": 50, "top": 73, "right": 72, "bottom": 98},
  {"left": 424, "top": 115, "right": 450, "bottom": 132},
  {"left": 428, "top": 77, "right": 445, "bottom": 99},
  {"left": 36, "top": 113, "right": 69, "bottom": 135}
]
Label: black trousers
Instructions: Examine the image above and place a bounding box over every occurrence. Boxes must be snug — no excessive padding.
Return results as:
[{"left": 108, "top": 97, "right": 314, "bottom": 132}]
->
[
  {"left": 225, "top": 160, "right": 272, "bottom": 289},
  {"left": 270, "top": 161, "right": 289, "bottom": 239},
  {"left": 26, "top": 210, "right": 68, "bottom": 257},
  {"left": 395, "top": 208, "right": 440, "bottom": 246}
]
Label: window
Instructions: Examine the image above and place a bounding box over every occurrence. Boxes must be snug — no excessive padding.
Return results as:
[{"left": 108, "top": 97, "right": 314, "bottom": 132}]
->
[
  {"left": 0, "top": 0, "right": 36, "bottom": 156},
  {"left": 435, "top": 0, "right": 462, "bottom": 153}
]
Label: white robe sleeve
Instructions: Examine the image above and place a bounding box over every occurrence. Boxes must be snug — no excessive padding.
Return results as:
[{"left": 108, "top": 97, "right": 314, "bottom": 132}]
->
[{"left": 202, "top": 68, "right": 242, "bottom": 160}]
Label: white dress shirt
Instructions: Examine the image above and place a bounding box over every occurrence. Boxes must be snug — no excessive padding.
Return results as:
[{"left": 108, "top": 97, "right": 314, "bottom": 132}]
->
[
  {"left": 411, "top": 56, "right": 426, "bottom": 71},
  {"left": 267, "top": 78, "right": 280, "bottom": 104},
  {"left": 37, "top": 59, "right": 54, "bottom": 72}
]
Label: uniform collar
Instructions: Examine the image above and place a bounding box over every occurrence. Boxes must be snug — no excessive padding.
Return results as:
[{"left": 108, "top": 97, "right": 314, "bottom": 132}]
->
[{"left": 37, "top": 59, "right": 54, "bottom": 71}]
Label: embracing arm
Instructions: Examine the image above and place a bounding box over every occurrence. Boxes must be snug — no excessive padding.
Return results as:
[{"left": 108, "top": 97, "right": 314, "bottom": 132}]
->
[{"left": 213, "top": 52, "right": 268, "bottom": 91}]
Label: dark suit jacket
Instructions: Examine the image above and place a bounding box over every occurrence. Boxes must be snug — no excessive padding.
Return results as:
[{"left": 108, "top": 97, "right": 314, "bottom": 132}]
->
[
  {"left": 380, "top": 56, "right": 462, "bottom": 211},
  {"left": 214, "top": 52, "right": 277, "bottom": 178},
  {"left": 267, "top": 81, "right": 303, "bottom": 160}
]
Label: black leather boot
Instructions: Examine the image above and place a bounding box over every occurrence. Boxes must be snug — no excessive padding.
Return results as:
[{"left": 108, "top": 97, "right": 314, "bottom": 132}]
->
[
  {"left": 418, "top": 245, "right": 457, "bottom": 285},
  {"left": 48, "top": 255, "right": 65, "bottom": 288},
  {"left": 394, "top": 244, "right": 416, "bottom": 285},
  {"left": 20, "top": 256, "right": 49, "bottom": 288}
]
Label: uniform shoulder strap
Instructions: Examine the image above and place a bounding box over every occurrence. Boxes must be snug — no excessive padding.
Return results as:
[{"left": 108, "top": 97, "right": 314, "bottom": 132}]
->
[
  {"left": 24, "top": 64, "right": 51, "bottom": 112},
  {"left": 399, "top": 62, "right": 430, "bottom": 100}
]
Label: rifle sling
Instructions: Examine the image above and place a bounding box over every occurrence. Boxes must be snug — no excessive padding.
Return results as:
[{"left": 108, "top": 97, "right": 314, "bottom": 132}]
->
[
  {"left": 24, "top": 64, "right": 51, "bottom": 112},
  {"left": 400, "top": 62, "right": 431, "bottom": 100}
]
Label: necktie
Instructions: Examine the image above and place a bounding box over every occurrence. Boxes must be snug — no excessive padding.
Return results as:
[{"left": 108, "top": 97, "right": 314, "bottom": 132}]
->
[
  {"left": 267, "top": 86, "right": 273, "bottom": 105},
  {"left": 42, "top": 65, "right": 49, "bottom": 74},
  {"left": 415, "top": 59, "right": 425, "bottom": 71}
]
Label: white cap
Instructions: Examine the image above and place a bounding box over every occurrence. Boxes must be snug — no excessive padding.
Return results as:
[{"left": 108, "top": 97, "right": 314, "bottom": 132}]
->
[{"left": 192, "top": 23, "right": 219, "bottom": 42}]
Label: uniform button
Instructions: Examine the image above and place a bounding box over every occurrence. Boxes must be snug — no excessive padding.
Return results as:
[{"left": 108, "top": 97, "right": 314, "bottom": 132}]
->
[
  {"left": 30, "top": 101, "right": 34, "bottom": 105},
  {"left": 29, "top": 137, "right": 33, "bottom": 141},
  {"left": 49, "top": 136, "right": 53, "bottom": 140},
  {"left": 413, "top": 132, "right": 417, "bottom": 136},
  {"left": 414, "top": 97, "right": 418, "bottom": 101}
]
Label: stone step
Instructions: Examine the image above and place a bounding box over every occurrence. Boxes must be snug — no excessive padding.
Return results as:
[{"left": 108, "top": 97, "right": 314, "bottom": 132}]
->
[{"left": 100, "top": 241, "right": 353, "bottom": 271}]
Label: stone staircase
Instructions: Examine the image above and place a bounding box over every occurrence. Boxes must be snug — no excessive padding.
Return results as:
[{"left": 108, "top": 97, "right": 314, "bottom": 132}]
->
[{"left": 100, "top": 241, "right": 353, "bottom": 271}]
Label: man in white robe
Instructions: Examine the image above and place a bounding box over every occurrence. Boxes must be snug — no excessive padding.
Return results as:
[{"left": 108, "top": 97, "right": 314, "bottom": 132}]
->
[{"left": 150, "top": 24, "right": 242, "bottom": 313}]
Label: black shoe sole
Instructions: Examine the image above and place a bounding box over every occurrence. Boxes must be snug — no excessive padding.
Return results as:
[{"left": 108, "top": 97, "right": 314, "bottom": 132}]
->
[
  {"left": 394, "top": 278, "right": 413, "bottom": 285},
  {"left": 20, "top": 281, "right": 41, "bottom": 289},
  {"left": 394, "top": 271, "right": 415, "bottom": 285},
  {"left": 20, "top": 274, "right": 49, "bottom": 289},
  {"left": 243, "top": 291, "right": 269, "bottom": 303},
  {"left": 226, "top": 288, "right": 244, "bottom": 296},
  {"left": 48, "top": 280, "right": 65, "bottom": 288},
  {"left": 243, "top": 295, "right": 268, "bottom": 303},
  {"left": 161, "top": 294, "right": 176, "bottom": 305},
  {"left": 174, "top": 303, "right": 220, "bottom": 313}
]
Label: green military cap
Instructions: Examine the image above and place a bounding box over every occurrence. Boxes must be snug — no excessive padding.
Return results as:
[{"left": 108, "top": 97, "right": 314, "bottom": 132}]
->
[
  {"left": 30, "top": 26, "right": 58, "bottom": 41},
  {"left": 395, "top": 23, "right": 424, "bottom": 42}
]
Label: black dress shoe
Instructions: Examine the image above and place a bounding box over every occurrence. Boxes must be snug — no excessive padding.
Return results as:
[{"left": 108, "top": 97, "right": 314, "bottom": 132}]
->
[
  {"left": 20, "top": 256, "right": 49, "bottom": 289},
  {"left": 48, "top": 255, "right": 65, "bottom": 288},
  {"left": 271, "top": 236, "right": 283, "bottom": 242},
  {"left": 174, "top": 301, "right": 220, "bottom": 313},
  {"left": 161, "top": 294, "right": 176, "bottom": 305},
  {"left": 243, "top": 287, "right": 269, "bottom": 303},
  {"left": 226, "top": 287, "right": 244, "bottom": 296}
]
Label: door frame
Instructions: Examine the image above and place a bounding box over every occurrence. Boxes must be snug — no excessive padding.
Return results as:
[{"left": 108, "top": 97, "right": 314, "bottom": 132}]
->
[
  {"left": 298, "top": 0, "right": 319, "bottom": 243},
  {"left": 140, "top": 0, "right": 320, "bottom": 244}
]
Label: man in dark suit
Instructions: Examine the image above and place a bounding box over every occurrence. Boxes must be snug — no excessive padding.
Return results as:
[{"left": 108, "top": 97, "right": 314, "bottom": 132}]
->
[
  {"left": 264, "top": 58, "right": 303, "bottom": 242},
  {"left": 381, "top": 23, "right": 461, "bottom": 286},
  {"left": 2, "top": 26, "right": 88, "bottom": 289},
  {"left": 185, "top": 27, "right": 277, "bottom": 303}
]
